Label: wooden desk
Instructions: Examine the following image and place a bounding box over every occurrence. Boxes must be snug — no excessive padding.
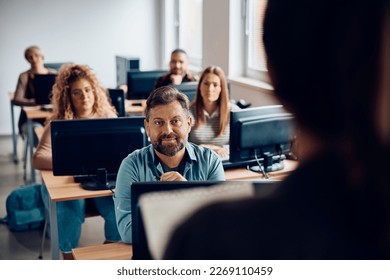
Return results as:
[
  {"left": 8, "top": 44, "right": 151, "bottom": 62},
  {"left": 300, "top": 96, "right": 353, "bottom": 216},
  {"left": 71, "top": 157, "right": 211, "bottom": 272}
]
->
[
  {"left": 225, "top": 160, "right": 298, "bottom": 181},
  {"left": 41, "top": 170, "right": 113, "bottom": 260},
  {"left": 25, "top": 107, "right": 52, "bottom": 182},
  {"left": 43, "top": 158, "right": 297, "bottom": 260},
  {"left": 72, "top": 242, "right": 132, "bottom": 260},
  {"left": 125, "top": 99, "right": 146, "bottom": 115}
]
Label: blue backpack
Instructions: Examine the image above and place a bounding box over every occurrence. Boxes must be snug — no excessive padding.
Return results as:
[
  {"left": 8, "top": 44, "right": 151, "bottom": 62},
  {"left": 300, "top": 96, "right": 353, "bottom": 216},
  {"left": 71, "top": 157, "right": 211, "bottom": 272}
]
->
[{"left": 4, "top": 183, "right": 45, "bottom": 231}]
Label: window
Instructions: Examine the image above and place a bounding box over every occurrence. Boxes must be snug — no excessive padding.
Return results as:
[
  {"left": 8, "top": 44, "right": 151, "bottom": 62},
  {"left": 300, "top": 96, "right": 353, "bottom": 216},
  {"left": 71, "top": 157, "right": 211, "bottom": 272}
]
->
[
  {"left": 245, "top": 0, "right": 268, "bottom": 80},
  {"left": 176, "top": 0, "right": 203, "bottom": 67}
]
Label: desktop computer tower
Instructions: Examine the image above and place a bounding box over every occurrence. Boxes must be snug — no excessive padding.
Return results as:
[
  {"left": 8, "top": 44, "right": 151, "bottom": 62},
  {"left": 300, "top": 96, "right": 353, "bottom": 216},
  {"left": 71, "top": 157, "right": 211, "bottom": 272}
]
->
[{"left": 116, "top": 56, "right": 140, "bottom": 86}]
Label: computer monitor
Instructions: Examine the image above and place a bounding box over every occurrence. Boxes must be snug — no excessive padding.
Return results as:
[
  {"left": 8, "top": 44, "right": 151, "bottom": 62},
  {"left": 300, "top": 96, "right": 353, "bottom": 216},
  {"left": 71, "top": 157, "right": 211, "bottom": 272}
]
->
[
  {"left": 51, "top": 117, "right": 148, "bottom": 190},
  {"left": 127, "top": 70, "right": 167, "bottom": 100},
  {"left": 108, "top": 88, "right": 126, "bottom": 117},
  {"left": 172, "top": 82, "right": 199, "bottom": 102},
  {"left": 131, "top": 180, "right": 280, "bottom": 260},
  {"left": 226, "top": 105, "right": 295, "bottom": 172},
  {"left": 116, "top": 56, "right": 140, "bottom": 86},
  {"left": 33, "top": 74, "right": 57, "bottom": 107}
]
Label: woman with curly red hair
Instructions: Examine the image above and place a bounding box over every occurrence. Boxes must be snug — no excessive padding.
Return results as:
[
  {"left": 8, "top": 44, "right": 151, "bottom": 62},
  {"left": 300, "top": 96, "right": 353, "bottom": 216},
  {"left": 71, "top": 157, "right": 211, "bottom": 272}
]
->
[{"left": 33, "top": 64, "right": 120, "bottom": 259}]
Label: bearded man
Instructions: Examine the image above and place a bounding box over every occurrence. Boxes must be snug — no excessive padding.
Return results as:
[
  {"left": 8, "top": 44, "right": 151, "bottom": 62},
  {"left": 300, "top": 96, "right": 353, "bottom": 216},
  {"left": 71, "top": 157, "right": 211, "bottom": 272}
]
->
[{"left": 114, "top": 86, "right": 225, "bottom": 243}]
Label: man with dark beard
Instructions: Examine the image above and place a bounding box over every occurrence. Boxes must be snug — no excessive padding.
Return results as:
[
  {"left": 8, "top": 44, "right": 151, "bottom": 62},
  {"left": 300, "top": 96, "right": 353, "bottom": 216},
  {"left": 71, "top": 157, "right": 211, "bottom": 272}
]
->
[
  {"left": 154, "top": 49, "right": 197, "bottom": 88},
  {"left": 114, "top": 86, "right": 225, "bottom": 244}
]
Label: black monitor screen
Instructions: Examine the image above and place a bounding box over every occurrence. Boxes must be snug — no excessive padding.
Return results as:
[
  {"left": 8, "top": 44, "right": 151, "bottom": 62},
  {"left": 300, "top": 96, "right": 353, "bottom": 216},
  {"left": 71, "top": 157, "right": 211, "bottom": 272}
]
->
[
  {"left": 108, "top": 88, "right": 126, "bottom": 117},
  {"left": 227, "top": 105, "right": 295, "bottom": 171},
  {"left": 131, "top": 180, "right": 280, "bottom": 260},
  {"left": 51, "top": 117, "right": 148, "bottom": 189},
  {"left": 127, "top": 70, "right": 167, "bottom": 100},
  {"left": 172, "top": 82, "right": 199, "bottom": 102},
  {"left": 34, "top": 74, "right": 57, "bottom": 106}
]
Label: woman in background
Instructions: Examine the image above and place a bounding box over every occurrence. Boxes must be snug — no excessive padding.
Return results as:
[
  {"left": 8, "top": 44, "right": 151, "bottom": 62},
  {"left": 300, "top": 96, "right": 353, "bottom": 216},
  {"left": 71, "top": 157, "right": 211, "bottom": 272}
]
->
[
  {"left": 13, "top": 45, "right": 57, "bottom": 143},
  {"left": 33, "top": 64, "right": 120, "bottom": 259},
  {"left": 189, "top": 66, "right": 239, "bottom": 158}
]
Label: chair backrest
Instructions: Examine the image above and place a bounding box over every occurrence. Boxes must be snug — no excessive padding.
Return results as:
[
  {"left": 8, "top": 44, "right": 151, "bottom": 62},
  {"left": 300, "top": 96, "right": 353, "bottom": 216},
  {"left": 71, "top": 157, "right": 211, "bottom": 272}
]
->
[
  {"left": 44, "top": 62, "right": 72, "bottom": 71},
  {"left": 34, "top": 74, "right": 57, "bottom": 105},
  {"left": 108, "top": 88, "right": 126, "bottom": 117}
]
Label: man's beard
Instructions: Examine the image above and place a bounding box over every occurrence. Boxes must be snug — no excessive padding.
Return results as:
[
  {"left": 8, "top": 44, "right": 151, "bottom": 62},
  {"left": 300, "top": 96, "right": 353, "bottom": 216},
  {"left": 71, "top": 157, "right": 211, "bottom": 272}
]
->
[{"left": 153, "top": 133, "right": 186, "bottom": 157}]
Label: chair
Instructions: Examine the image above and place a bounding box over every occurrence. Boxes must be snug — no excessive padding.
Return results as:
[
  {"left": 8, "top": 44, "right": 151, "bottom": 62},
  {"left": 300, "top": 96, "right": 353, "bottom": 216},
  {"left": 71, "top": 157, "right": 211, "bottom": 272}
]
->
[
  {"left": 108, "top": 88, "right": 126, "bottom": 117},
  {"left": 44, "top": 62, "right": 72, "bottom": 71}
]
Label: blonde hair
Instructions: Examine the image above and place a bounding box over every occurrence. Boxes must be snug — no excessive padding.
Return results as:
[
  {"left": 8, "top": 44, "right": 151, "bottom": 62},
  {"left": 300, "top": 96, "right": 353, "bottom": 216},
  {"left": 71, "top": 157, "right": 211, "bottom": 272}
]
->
[
  {"left": 190, "top": 66, "right": 230, "bottom": 136},
  {"left": 50, "top": 64, "right": 116, "bottom": 120}
]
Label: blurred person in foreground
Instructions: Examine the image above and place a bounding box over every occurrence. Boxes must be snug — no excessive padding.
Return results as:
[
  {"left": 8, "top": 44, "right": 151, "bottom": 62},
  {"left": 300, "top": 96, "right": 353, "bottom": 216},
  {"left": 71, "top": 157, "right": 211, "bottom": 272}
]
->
[{"left": 164, "top": 0, "right": 390, "bottom": 259}]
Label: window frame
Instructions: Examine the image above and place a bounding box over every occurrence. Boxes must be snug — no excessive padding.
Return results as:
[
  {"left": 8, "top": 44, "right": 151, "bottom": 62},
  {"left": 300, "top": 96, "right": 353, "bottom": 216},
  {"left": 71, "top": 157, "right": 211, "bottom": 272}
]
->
[
  {"left": 244, "top": 0, "right": 270, "bottom": 82},
  {"left": 175, "top": 0, "right": 203, "bottom": 68}
]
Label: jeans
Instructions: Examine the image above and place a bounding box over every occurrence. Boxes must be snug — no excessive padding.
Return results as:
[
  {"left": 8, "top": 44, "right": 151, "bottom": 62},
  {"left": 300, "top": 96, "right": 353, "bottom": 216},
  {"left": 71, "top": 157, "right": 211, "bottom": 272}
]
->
[
  {"left": 21, "top": 122, "right": 42, "bottom": 147},
  {"left": 41, "top": 184, "right": 121, "bottom": 253}
]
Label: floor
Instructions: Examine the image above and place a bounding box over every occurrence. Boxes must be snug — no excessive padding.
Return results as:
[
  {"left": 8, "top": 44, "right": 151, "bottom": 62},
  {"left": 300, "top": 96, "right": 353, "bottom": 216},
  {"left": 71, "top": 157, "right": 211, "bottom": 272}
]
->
[{"left": 0, "top": 135, "right": 106, "bottom": 260}]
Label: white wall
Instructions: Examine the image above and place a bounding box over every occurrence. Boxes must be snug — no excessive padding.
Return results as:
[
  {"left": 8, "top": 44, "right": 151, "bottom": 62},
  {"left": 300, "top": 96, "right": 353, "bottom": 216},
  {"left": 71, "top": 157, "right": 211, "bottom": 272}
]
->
[
  {"left": 0, "top": 0, "right": 159, "bottom": 135},
  {"left": 0, "top": 0, "right": 282, "bottom": 135},
  {"left": 202, "top": 0, "right": 229, "bottom": 72}
]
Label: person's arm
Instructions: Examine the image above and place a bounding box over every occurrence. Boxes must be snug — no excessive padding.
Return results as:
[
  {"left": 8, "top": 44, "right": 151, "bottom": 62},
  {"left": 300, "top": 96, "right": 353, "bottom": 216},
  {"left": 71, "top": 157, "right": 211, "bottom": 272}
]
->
[
  {"left": 106, "top": 111, "right": 118, "bottom": 118},
  {"left": 185, "top": 70, "right": 198, "bottom": 82},
  {"left": 113, "top": 155, "right": 140, "bottom": 243},
  {"left": 32, "top": 124, "right": 53, "bottom": 170},
  {"left": 201, "top": 144, "right": 229, "bottom": 158},
  {"left": 170, "top": 74, "right": 184, "bottom": 84},
  {"left": 13, "top": 72, "right": 35, "bottom": 106},
  {"left": 206, "top": 150, "right": 225, "bottom": 181},
  {"left": 155, "top": 73, "right": 171, "bottom": 88}
]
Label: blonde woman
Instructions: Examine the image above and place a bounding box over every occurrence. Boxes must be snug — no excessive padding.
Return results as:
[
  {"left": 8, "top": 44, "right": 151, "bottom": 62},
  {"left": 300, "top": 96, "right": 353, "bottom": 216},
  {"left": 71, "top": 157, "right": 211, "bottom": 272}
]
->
[{"left": 13, "top": 45, "right": 57, "bottom": 142}]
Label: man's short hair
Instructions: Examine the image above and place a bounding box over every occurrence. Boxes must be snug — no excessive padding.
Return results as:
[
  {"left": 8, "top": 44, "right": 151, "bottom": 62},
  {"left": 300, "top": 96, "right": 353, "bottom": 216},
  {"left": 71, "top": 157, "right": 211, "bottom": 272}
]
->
[
  {"left": 171, "top": 49, "right": 187, "bottom": 57},
  {"left": 145, "top": 86, "right": 190, "bottom": 121},
  {"left": 24, "top": 45, "right": 43, "bottom": 60}
]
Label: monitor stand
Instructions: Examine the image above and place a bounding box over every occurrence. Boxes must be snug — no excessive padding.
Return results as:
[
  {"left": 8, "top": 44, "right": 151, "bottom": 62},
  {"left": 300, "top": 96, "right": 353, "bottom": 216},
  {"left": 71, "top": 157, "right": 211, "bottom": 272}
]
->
[
  {"left": 80, "top": 168, "right": 116, "bottom": 191},
  {"left": 249, "top": 160, "right": 285, "bottom": 173},
  {"left": 249, "top": 154, "right": 286, "bottom": 173}
]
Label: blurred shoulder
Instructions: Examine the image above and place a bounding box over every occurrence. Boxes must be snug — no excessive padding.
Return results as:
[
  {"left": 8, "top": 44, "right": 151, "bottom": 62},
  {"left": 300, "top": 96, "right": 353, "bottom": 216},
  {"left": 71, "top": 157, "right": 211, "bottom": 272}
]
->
[{"left": 47, "top": 68, "right": 57, "bottom": 74}]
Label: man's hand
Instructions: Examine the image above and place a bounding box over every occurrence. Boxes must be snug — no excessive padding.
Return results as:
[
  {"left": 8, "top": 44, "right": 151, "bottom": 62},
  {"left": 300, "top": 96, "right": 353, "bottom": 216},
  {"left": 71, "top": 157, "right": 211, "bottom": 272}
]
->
[
  {"left": 160, "top": 171, "right": 187, "bottom": 181},
  {"left": 170, "top": 74, "right": 184, "bottom": 85}
]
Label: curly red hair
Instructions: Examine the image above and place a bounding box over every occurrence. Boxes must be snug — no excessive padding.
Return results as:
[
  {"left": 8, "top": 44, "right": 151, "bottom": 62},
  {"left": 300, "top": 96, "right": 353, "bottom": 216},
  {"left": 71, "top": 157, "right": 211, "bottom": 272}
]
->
[{"left": 50, "top": 64, "right": 116, "bottom": 120}]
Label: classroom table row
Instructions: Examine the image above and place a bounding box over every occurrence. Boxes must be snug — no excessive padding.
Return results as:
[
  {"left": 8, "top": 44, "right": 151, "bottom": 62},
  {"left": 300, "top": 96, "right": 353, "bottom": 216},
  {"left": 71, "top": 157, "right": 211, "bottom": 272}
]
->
[
  {"left": 14, "top": 95, "right": 298, "bottom": 260},
  {"left": 41, "top": 159, "right": 298, "bottom": 260}
]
